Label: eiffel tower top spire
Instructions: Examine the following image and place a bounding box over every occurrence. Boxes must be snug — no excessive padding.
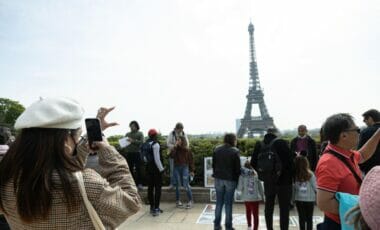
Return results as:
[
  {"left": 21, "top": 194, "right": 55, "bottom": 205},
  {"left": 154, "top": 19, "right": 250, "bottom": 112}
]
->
[
  {"left": 248, "top": 21, "right": 261, "bottom": 92},
  {"left": 237, "top": 21, "right": 275, "bottom": 138}
]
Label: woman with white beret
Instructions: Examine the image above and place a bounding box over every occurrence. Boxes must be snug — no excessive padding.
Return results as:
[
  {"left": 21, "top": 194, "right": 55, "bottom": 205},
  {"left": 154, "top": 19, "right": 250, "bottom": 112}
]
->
[{"left": 0, "top": 97, "right": 141, "bottom": 229}]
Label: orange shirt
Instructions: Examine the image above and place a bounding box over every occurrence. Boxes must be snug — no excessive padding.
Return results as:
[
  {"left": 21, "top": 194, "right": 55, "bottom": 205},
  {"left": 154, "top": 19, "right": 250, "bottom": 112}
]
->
[{"left": 316, "top": 143, "right": 362, "bottom": 224}]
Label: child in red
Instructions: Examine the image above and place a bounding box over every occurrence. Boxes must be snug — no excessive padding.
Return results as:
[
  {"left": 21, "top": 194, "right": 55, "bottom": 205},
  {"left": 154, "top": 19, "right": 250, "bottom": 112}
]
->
[{"left": 237, "top": 161, "right": 264, "bottom": 230}]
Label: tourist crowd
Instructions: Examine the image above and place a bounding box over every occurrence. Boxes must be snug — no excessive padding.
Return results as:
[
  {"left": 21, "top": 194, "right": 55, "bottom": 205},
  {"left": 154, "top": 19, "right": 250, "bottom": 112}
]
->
[{"left": 0, "top": 97, "right": 379, "bottom": 230}]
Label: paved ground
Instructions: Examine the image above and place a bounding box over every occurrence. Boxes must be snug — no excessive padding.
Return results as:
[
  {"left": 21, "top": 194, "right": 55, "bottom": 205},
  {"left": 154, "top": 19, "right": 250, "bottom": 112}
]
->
[{"left": 119, "top": 202, "right": 323, "bottom": 230}]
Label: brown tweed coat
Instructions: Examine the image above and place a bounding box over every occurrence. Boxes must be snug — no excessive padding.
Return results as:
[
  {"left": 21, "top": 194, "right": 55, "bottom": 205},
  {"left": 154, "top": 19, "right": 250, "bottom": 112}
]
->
[{"left": 0, "top": 141, "right": 142, "bottom": 229}]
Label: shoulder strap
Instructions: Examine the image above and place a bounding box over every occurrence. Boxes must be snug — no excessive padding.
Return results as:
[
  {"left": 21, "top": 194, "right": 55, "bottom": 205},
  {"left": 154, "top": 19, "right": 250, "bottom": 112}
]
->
[
  {"left": 269, "top": 137, "right": 278, "bottom": 147},
  {"left": 73, "top": 171, "right": 106, "bottom": 230},
  {"left": 149, "top": 140, "right": 157, "bottom": 147},
  {"left": 327, "top": 150, "right": 362, "bottom": 185},
  {"left": 261, "top": 138, "right": 278, "bottom": 151}
]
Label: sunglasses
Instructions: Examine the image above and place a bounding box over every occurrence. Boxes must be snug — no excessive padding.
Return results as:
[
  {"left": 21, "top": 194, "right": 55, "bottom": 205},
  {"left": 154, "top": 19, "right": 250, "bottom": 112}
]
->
[{"left": 344, "top": 128, "right": 361, "bottom": 134}]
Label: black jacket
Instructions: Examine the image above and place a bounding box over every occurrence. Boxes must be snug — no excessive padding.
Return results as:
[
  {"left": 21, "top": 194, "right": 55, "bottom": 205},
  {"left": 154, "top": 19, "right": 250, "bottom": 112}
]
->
[
  {"left": 250, "top": 133, "right": 294, "bottom": 186},
  {"left": 212, "top": 144, "right": 241, "bottom": 182},
  {"left": 358, "top": 123, "right": 380, "bottom": 174},
  {"left": 290, "top": 135, "right": 318, "bottom": 171}
]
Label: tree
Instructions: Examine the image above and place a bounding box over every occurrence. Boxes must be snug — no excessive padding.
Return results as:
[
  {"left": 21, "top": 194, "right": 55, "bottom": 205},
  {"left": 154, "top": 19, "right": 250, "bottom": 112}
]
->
[{"left": 0, "top": 98, "right": 25, "bottom": 127}]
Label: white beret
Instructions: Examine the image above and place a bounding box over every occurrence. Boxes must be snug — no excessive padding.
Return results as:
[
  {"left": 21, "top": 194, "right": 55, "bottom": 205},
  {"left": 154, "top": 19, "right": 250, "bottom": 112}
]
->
[{"left": 14, "top": 97, "right": 84, "bottom": 130}]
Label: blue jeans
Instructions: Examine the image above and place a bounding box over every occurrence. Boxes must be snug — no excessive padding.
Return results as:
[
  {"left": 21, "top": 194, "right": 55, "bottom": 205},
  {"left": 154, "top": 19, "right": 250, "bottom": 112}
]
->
[
  {"left": 174, "top": 165, "right": 193, "bottom": 201},
  {"left": 214, "top": 178, "right": 237, "bottom": 230},
  {"left": 169, "top": 158, "right": 177, "bottom": 186}
]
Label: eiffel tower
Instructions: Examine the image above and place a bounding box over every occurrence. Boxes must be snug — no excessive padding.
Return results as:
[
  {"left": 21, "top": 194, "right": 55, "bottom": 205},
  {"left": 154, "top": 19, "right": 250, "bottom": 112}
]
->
[{"left": 237, "top": 22, "right": 275, "bottom": 138}]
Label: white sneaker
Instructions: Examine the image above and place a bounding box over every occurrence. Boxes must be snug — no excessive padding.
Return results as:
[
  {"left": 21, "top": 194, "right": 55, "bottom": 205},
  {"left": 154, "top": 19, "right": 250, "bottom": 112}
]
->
[
  {"left": 176, "top": 200, "right": 183, "bottom": 208},
  {"left": 185, "top": 201, "right": 193, "bottom": 209}
]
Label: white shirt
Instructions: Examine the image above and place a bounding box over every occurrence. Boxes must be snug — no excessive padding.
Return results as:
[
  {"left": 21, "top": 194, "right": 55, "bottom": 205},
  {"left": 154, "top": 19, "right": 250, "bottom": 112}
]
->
[{"left": 152, "top": 143, "right": 164, "bottom": 172}]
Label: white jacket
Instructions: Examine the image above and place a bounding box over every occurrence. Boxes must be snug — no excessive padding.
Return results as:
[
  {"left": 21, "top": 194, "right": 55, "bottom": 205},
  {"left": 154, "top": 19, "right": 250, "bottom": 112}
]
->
[
  {"left": 237, "top": 167, "right": 264, "bottom": 202},
  {"left": 166, "top": 130, "right": 189, "bottom": 151}
]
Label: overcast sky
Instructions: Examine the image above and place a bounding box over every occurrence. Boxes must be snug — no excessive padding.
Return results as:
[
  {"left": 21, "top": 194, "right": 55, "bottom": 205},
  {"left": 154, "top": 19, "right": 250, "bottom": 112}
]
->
[{"left": 1, "top": 0, "right": 379, "bottom": 136}]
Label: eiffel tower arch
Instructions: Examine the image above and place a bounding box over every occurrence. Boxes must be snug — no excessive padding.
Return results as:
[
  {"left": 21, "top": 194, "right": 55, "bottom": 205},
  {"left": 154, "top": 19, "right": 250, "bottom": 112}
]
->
[{"left": 237, "top": 22, "right": 275, "bottom": 138}]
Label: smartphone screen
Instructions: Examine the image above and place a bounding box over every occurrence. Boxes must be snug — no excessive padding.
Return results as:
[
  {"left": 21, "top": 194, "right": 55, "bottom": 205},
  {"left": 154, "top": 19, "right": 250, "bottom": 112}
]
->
[{"left": 85, "top": 118, "right": 103, "bottom": 144}]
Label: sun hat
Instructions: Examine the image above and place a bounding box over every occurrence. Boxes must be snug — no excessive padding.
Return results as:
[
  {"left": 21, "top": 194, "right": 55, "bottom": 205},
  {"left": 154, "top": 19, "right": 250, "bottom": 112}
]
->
[
  {"left": 359, "top": 166, "right": 380, "bottom": 229},
  {"left": 148, "top": 129, "right": 158, "bottom": 137},
  {"left": 14, "top": 97, "right": 84, "bottom": 130}
]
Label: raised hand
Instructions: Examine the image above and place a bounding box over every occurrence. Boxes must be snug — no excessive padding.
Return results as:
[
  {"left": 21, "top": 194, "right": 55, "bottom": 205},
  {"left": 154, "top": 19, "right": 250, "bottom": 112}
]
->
[{"left": 96, "top": 107, "right": 119, "bottom": 131}]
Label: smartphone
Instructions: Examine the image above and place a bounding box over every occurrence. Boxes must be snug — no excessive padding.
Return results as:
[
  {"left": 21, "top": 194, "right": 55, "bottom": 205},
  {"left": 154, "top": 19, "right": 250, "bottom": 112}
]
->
[{"left": 85, "top": 118, "right": 103, "bottom": 148}]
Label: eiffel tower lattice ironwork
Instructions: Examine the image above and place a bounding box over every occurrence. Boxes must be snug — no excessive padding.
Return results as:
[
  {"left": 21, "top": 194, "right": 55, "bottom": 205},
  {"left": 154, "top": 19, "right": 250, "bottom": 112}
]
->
[{"left": 237, "top": 22, "right": 275, "bottom": 138}]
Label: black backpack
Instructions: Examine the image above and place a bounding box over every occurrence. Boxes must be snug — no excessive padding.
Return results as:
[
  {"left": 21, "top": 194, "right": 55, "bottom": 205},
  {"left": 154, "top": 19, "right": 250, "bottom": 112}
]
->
[
  {"left": 256, "top": 138, "right": 282, "bottom": 181},
  {"left": 140, "top": 140, "right": 156, "bottom": 163},
  {"left": 0, "top": 127, "right": 11, "bottom": 144}
]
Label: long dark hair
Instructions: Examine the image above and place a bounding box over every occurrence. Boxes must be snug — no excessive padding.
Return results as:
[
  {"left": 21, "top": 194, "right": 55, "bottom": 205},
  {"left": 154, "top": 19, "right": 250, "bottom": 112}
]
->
[
  {"left": 294, "top": 156, "right": 312, "bottom": 182},
  {"left": 129, "top": 120, "right": 140, "bottom": 130},
  {"left": 0, "top": 128, "right": 82, "bottom": 222},
  {"left": 177, "top": 135, "right": 188, "bottom": 149}
]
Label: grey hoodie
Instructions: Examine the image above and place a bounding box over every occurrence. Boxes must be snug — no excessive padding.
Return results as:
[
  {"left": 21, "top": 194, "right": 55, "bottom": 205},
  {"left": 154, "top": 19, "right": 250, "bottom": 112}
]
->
[{"left": 237, "top": 167, "right": 264, "bottom": 202}]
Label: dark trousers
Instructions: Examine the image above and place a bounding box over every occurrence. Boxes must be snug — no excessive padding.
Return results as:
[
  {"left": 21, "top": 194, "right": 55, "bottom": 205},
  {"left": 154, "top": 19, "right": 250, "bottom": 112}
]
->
[
  {"left": 295, "top": 201, "right": 314, "bottom": 230},
  {"left": 147, "top": 170, "right": 162, "bottom": 210},
  {"left": 0, "top": 215, "right": 10, "bottom": 230},
  {"left": 264, "top": 183, "right": 292, "bottom": 230},
  {"left": 317, "top": 216, "right": 340, "bottom": 230},
  {"left": 123, "top": 152, "right": 143, "bottom": 186},
  {"left": 245, "top": 201, "right": 259, "bottom": 230}
]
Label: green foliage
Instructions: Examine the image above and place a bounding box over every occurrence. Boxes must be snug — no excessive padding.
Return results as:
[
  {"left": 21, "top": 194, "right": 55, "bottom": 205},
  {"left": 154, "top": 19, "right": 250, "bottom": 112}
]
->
[
  {"left": 237, "top": 138, "right": 258, "bottom": 157},
  {"left": 188, "top": 138, "right": 221, "bottom": 185},
  {"left": 108, "top": 135, "right": 124, "bottom": 143},
  {"left": 107, "top": 135, "right": 124, "bottom": 149},
  {"left": 0, "top": 98, "right": 25, "bottom": 126}
]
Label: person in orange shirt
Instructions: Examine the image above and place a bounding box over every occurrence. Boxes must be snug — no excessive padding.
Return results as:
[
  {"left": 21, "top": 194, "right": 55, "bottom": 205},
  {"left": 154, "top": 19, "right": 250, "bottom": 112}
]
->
[{"left": 316, "top": 113, "right": 380, "bottom": 230}]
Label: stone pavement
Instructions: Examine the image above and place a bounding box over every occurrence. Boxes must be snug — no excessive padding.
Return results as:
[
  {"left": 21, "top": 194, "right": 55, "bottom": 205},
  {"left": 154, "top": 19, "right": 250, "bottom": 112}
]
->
[{"left": 118, "top": 202, "right": 324, "bottom": 230}]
